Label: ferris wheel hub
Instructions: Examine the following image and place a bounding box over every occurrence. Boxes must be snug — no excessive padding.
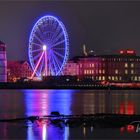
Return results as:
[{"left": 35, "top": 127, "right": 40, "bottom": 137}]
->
[{"left": 43, "top": 45, "right": 47, "bottom": 51}]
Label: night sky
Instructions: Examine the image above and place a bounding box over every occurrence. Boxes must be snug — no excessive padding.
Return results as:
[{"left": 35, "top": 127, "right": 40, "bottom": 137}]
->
[{"left": 1, "top": 1, "right": 140, "bottom": 60}]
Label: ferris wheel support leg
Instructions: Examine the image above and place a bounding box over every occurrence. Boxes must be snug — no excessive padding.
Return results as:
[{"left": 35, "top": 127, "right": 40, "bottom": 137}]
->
[
  {"left": 44, "top": 50, "right": 47, "bottom": 76},
  {"left": 30, "top": 51, "right": 45, "bottom": 79}
]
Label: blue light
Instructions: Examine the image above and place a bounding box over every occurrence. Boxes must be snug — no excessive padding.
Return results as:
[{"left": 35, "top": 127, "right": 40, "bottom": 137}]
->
[
  {"left": 23, "top": 89, "right": 74, "bottom": 116},
  {"left": 28, "top": 15, "right": 69, "bottom": 77}
]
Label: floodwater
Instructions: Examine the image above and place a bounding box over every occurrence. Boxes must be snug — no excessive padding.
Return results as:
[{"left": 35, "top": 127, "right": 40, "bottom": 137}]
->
[{"left": 0, "top": 89, "right": 140, "bottom": 139}]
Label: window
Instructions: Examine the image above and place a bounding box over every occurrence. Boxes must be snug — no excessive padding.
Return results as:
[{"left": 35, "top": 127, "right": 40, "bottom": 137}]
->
[
  {"left": 115, "top": 76, "right": 118, "bottom": 81},
  {"left": 125, "top": 70, "right": 128, "bottom": 74},
  {"left": 87, "top": 70, "right": 89, "bottom": 74},
  {"left": 102, "top": 76, "right": 105, "bottom": 80},
  {"left": 92, "top": 63, "right": 94, "bottom": 67},
  {"left": 131, "top": 63, "right": 134, "bottom": 68},
  {"left": 112, "top": 76, "right": 114, "bottom": 80},
  {"left": 119, "top": 76, "right": 122, "bottom": 81},
  {"left": 84, "top": 70, "right": 87, "bottom": 74},
  {"left": 134, "top": 76, "right": 138, "bottom": 81},
  {"left": 96, "top": 70, "right": 98, "bottom": 74},
  {"left": 125, "top": 63, "right": 128, "bottom": 68},
  {"left": 99, "top": 76, "right": 102, "bottom": 80},
  {"left": 115, "top": 69, "right": 118, "bottom": 74},
  {"left": 131, "top": 70, "right": 134, "bottom": 74},
  {"left": 99, "top": 70, "right": 102, "bottom": 74}
]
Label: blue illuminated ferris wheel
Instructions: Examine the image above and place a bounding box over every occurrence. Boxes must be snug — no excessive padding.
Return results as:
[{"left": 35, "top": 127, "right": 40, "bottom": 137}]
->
[{"left": 28, "top": 15, "right": 69, "bottom": 78}]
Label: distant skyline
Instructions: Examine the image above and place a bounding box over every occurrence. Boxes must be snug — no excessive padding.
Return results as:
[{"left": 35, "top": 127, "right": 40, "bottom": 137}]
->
[{"left": 1, "top": 1, "right": 140, "bottom": 60}]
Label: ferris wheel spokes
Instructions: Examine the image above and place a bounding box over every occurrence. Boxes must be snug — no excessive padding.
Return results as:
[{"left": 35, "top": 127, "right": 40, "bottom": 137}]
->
[
  {"left": 31, "top": 48, "right": 43, "bottom": 53},
  {"left": 53, "top": 50, "right": 65, "bottom": 58},
  {"left": 51, "top": 40, "right": 65, "bottom": 48},
  {"left": 31, "top": 42, "right": 42, "bottom": 47},
  {"left": 33, "top": 52, "right": 42, "bottom": 61},
  {"left": 52, "top": 32, "right": 64, "bottom": 44}
]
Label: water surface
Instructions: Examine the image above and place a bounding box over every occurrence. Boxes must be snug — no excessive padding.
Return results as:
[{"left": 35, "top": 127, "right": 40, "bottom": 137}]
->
[{"left": 0, "top": 89, "right": 140, "bottom": 139}]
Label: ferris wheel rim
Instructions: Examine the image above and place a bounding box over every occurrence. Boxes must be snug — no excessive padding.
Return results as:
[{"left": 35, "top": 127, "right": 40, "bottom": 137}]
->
[{"left": 28, "top": 15, "right": 69, "bottom": 77}]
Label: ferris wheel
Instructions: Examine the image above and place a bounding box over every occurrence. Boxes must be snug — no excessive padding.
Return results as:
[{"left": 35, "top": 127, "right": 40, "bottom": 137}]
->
[{"left": 28, "top": 15, "right": 69, "bottom": 78}]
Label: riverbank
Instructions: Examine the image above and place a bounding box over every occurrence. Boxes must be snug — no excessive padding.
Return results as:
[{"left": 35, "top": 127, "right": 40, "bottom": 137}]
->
[{"left": 1, "top": 82, "right": 140, "bottom": 89}]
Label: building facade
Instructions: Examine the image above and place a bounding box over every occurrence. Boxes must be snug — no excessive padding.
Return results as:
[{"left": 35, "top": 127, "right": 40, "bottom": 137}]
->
[
  {"left": 62, "top": 61, "right": 79, "bottom": 76},
  {"left": 7, "top": 61, "right": 33, "bottom": 82},
  {"left": 70, "top": 49, "right": 140, "bottom": 82},
  {"left": 0, "top": 41, "right": 7, "bottom": 82}
]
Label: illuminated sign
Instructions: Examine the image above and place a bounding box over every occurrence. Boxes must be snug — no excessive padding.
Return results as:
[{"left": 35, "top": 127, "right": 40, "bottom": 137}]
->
[{"left": 119, "top": 49, "right": 135, "bottom": 55}]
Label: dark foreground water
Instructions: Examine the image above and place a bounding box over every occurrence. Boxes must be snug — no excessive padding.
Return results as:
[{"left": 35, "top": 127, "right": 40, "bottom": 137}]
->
[{"left": 0, "top": 89, "right": 140, "bottom": 139}]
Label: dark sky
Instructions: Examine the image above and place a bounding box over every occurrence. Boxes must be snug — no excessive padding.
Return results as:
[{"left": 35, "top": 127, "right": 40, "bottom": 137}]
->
[{"left": 1, "top": 1, "right": 140, "bottom": 60}]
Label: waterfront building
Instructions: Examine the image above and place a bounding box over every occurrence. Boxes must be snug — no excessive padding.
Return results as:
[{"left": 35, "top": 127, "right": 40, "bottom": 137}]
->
[
  {"left": 7, "top": 61, "right": 33, "bottom": 82},
  {"left": 0, "top": 41, "right": 7, "bottom": 82},
  {"left": 72, "top": 49, "right": 140, "bottom": 82},
  {"left": 62, "top": 60, "right": 79, "bottom": 76}
]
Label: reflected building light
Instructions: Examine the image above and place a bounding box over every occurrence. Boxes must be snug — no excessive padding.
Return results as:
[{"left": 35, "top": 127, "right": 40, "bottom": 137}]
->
[
  {"left": 119, "top": 102, "right": 134, "bottom": 115},
  {"left": 83, "top": 127, "right": 86, "bottom": 136},
  {"left": 127, "top": 102, "right": 134, "bottom": 115},
  {"left": 23, "top": 90, "right": 49, "bottom": 116},
  {"left": 27, "top": 127, "right": 36, "bottom": 140},
  {"left": 50, "top": 90, "right": 73, "bottom": 115},
  {"left": 64, "top": 126, "right": 69, "bottom": 140},
  {"left": 42, "top": 124, "right": 47, "bottom": 140},
  {"left": 90, "top": 126, "right": 93, "bottom": 133}
]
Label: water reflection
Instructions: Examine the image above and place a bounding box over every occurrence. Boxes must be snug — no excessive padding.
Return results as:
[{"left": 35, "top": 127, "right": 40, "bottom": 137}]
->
[
  {"left": 0, "top": 90, "right": 140, "bottom": 139},
  {"left": 24, "top": 90, "right": 73, "bottom": 140},
  {"left": 23, "top": 90, "right": 73, "bottom": 116}
]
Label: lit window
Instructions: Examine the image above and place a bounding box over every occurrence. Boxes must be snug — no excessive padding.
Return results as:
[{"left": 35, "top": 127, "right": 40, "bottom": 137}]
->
[
  {"left": 108, "top": 76, "right": 111, "bottom": 80},
  {"left": 102, "top": 76, "right": 105, "bottom": 80},
  {"left": 84, "top": 70, "right": 86, "bottom": 74},
  {"left": 125, "top": 70, "right": 128, "bottom": 74},
  {"left": 131, "top": 63, "right": 134, "bottom": 68},
  {"left": 92, "top": 63, "right": 94, "bottom": 67},
  {"left": 89, "top": 70, "right": 91, "bottom": 74},
  {"left": 125, "top": 63, "right": 128, "bottom": 68},
  {"left": 134, "top": 76, "right": 138, "bottom": 81},
  {"left": 112, "top": 76, "right": 114, "bottom": 80},
  {"left": 99, "top": 70, "right": 102, "bottom": 74},
  {"left": 131, "top": 70, "right": 134, "bottom": 74},
  {"left": 119, "top": 76, "right": 122, "bottom": 81},
  {"left": 99, "top": 76, "right": 102, "bottom": 80},
  {"left": 115, "top": 69, "right": 118, "bottom": 74},
  {"left": 115, "top": 76, "right": 118, "bottom": 81},
  {"left": 102, "top": 70, "right": 105, "bottom": 74}
]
